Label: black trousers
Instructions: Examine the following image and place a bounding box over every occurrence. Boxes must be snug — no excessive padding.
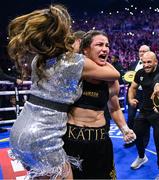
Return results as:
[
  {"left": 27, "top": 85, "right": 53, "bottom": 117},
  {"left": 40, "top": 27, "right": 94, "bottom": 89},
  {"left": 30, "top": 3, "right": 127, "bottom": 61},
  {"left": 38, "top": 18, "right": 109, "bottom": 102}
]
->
[
  {"left": 63, "top": 123, "right": 116, "bottom": 179},
  {"left": 127, "top": 89, "right": 150, "bottom": 147},
  {"left": 134, "top": 111, "right": 159, "bottom": 167},
  {"left": 127, "top": 89, "right": 143, "bottom": 129}
]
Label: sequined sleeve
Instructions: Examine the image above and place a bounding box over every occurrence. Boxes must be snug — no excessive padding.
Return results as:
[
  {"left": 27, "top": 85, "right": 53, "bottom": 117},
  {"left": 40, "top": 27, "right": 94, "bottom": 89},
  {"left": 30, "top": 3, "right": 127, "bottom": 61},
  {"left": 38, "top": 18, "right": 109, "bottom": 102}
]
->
[{"left": 30, "top": 53, "right": 85, "bottom": 104}]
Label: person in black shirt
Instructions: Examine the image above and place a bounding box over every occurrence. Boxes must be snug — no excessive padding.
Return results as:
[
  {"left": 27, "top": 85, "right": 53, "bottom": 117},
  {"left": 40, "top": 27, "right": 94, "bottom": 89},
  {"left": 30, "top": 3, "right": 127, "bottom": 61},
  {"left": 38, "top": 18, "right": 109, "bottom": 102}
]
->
[
  {"left": 125, "top": 45, "right": 150, "bottom": 148},
  {"left": 111, "top": 54, "right": 125, "bottom": 84},
  {"left": 128, "top": 51, "right": 159, "bottom": 174}
]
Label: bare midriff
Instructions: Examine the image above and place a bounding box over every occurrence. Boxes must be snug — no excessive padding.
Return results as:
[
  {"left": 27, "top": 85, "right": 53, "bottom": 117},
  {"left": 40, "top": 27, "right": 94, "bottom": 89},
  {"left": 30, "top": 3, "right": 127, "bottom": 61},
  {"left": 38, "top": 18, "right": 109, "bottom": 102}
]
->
[{"left": 68, "top": 107, "right": 106, "bottom": 127}]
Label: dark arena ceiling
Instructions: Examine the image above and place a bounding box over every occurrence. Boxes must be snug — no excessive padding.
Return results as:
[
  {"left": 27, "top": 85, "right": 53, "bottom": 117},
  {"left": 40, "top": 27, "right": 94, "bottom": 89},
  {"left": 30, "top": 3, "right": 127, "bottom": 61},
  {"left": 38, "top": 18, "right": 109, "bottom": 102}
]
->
[
  {"left": 0, "top": 0, "right": 159, "bottom": 45},
  {"left": 1, "top": 0, "right": 159, "bottom": 23}
]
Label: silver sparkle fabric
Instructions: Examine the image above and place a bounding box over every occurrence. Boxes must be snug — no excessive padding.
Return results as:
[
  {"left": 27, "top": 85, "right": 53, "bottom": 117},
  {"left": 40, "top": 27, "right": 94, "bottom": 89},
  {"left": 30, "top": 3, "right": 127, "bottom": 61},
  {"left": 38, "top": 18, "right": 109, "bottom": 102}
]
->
[{"left": 10, "top": 53, "right": 84, "bottom": 179}]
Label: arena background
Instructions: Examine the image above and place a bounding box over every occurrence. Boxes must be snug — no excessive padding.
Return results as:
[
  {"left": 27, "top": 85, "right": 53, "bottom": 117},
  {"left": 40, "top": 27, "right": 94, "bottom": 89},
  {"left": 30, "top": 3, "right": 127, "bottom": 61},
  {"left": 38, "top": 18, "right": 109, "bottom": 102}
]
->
[{"left": 1, "top": 0, "right": 159, "bottom": 69}]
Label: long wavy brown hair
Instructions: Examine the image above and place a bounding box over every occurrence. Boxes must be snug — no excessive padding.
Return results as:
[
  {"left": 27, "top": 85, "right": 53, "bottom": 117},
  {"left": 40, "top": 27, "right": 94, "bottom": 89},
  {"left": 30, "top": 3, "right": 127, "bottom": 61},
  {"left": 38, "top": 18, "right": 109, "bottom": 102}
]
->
[{"left": 8, "top": 4, "right": 73, "bottom": 81}]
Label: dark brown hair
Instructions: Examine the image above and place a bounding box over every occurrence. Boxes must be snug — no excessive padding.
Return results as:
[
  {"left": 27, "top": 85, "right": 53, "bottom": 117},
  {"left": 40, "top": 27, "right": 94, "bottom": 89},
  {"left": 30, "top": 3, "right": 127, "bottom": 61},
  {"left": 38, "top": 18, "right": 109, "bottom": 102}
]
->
[{"left": 80, "top": 30, "right": 108, "bottom": 53}]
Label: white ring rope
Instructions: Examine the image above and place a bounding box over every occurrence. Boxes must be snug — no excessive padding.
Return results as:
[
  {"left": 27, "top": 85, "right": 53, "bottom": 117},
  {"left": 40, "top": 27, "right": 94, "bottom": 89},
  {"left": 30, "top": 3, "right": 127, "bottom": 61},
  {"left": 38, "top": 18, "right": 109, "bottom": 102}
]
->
[
  {"left": 0, "top": 90, "right": 31, "bottom": 95},
  {"left": 0, "top": 119, "right": 16, "bottom": 124},
  {"left": 0, "top": 80, "right": 128, "bottom": 125},
  {"left": 0, "top": 106, "right": 23, "bottom": 112},
  {"left": 0, "top": 80, "right": 32, "bottom": 85}
]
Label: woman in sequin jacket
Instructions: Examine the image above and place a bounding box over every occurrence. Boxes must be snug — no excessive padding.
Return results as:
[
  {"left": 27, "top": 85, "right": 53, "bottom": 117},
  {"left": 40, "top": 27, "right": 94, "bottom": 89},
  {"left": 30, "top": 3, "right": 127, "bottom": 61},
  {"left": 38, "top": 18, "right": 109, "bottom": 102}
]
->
[{"left": 8, "top": 5, "right": 120, "bottom": 180}]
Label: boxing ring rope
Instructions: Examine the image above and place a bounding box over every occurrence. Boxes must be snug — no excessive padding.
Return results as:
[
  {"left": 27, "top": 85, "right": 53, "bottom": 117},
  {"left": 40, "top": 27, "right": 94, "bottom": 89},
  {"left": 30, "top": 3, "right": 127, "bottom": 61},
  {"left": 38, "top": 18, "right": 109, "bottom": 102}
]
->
[
  {"left": 0, "top": 81, "right": 128, "bottom": 125},
  {"left": 0, "top": 80, "right": 31, "bottom": 125}
]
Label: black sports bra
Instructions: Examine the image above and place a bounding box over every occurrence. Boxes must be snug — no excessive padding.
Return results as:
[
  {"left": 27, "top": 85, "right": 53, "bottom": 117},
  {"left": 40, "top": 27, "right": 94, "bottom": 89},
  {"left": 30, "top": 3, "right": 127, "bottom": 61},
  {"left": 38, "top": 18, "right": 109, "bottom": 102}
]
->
[{"left": 74, "top": 80, "right": 109, "bottom": 110}]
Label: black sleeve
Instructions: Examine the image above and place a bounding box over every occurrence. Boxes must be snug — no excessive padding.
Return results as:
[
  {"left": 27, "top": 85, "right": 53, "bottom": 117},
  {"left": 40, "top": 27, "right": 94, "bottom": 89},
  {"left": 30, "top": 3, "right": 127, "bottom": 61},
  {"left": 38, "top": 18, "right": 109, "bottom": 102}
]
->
[
  {"left": 134, "top": 70, "right": 141, "bottom": 85},
  {"left": 0, "top": 67, "right": 17, "bottom": 83},
  {"left": 153, "top": 66, "right": 159, "bottom": 86},
  {"left": 154, "top": 74, "right": 159, "bottom": 84},
  {"left": 118, "top": 65, "right": 126, "bottom": 76}
]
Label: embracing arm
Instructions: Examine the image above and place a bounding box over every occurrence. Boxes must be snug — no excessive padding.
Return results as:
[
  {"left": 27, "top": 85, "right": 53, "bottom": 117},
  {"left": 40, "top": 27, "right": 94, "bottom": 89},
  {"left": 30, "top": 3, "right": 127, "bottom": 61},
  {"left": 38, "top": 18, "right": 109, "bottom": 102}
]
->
[{"left": 82, "top": 57, "right": 120, "bottom": 81}]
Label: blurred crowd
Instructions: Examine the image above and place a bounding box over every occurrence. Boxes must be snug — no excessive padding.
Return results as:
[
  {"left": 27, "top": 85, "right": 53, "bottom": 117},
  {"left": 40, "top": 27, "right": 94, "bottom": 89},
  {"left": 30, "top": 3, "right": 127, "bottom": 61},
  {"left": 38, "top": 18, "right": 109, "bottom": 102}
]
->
[
  {"left": 1, "top": 8, "right": 159, "bottom": 120},
  {"left": 72, "top": 9, "right": 159, "bottom": 69}
]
